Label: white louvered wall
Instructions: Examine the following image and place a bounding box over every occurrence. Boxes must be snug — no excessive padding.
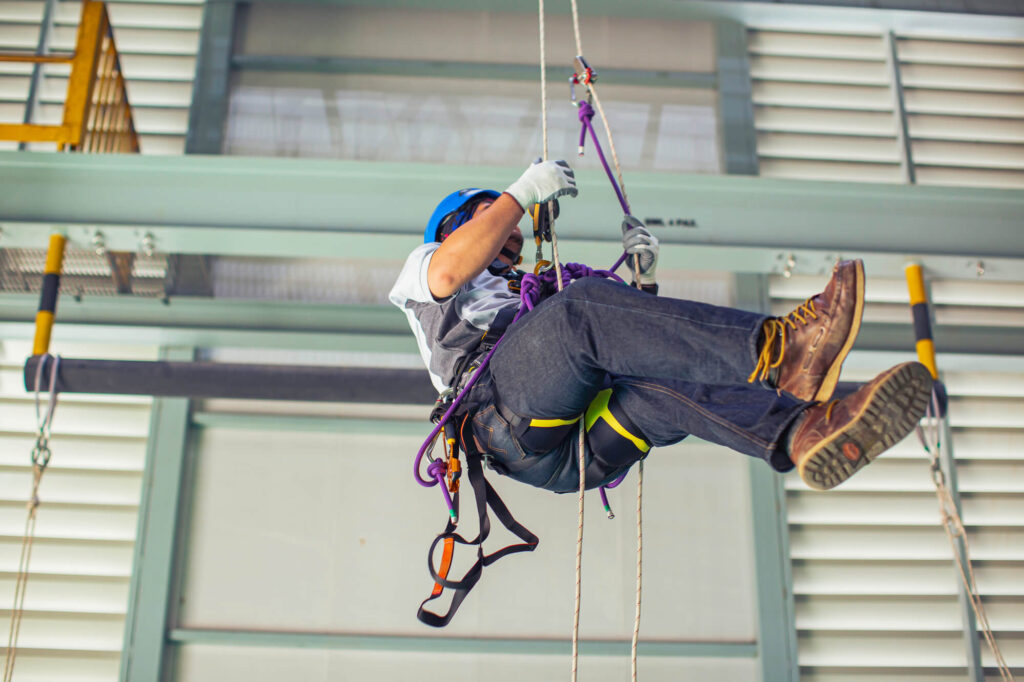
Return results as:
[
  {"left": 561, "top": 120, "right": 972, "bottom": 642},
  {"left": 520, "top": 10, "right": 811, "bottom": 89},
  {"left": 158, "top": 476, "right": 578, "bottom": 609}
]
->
[
  {"left": 0, "top": 339, "right": 156, "bottom": 681},
  {"left": 0, "top": 0, "right": 202, "bottom": 155},
  {"left": 749, "top": 28, "right": 1024, "bottom": 189},
  {"left": 898, "top": 36, "right": 1024, "bottom": 189},
  {"left": 771, "top": 273, "right": 1024, "bottom": 681}
]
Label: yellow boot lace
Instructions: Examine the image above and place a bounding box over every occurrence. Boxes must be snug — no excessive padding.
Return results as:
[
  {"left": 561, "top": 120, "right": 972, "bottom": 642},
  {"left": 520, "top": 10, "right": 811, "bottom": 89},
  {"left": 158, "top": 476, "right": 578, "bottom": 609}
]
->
[{"left": 748, "top": 298, "right": 819, "bottom": 384}]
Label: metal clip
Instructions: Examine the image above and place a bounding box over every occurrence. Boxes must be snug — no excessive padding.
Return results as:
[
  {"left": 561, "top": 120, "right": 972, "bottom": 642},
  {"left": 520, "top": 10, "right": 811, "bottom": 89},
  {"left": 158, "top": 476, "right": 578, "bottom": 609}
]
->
[
  {"left": 573, "top": 55, "right": 595, "bottom": 86},
  {"left": 31, "top": 441, "right": 52, "bottom": 470},
  {"left": 930, "top": 458, "right": 945, "bottom": 487},
  {"left": 569, "top": 55, "right": 596, "bottom": 104}
]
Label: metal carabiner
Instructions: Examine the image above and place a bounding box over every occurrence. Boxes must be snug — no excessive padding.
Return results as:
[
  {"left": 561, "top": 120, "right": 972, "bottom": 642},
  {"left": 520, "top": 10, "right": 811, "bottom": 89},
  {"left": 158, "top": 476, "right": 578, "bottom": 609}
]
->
[{"left": 31, "top": 441, "right": 52, "bottom": 470}]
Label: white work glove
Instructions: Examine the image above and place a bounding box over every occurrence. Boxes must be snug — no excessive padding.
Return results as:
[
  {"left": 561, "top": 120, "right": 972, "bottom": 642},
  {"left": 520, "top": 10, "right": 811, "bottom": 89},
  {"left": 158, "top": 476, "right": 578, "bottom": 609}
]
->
[
  {"left": 622, "top": 215, "right": 658, "bottom": 286},
  {"left": 504, "top": 159, "right": 578, "bottom": 211}
]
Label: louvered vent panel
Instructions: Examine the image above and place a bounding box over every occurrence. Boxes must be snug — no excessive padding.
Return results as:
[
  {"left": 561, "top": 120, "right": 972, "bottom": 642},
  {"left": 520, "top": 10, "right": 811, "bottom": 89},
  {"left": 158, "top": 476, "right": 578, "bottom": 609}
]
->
[
  {"left": 898, "top": 36, "right": 1024, "bottom": 189},
  {"left": 0, "top": 0, "right": 201, "bottom": 154},
  {"left": 771, "top": 273, "right": 1024, "bottom": 680},
  {"left": 749, "top": 29, "right": 1024, "bottom": 189},
  {"left": 748, "top": 29, "right": 904, "bottom": 184},
  {"left": 0, "top": 339, "right": 155, "bottom": 681}
]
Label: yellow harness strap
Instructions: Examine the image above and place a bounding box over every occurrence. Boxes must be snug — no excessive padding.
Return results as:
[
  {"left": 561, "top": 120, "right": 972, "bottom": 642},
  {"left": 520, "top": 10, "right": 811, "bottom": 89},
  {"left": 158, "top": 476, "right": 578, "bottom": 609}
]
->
[{"left": 585, "top": 389, "right": 650, "bottom": 453}]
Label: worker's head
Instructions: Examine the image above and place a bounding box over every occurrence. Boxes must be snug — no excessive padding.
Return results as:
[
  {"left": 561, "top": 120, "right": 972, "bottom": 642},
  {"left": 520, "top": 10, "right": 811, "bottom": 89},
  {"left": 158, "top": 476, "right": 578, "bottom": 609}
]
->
[{"left": 424, "top": 188, "right": 502, "bottom": 244}]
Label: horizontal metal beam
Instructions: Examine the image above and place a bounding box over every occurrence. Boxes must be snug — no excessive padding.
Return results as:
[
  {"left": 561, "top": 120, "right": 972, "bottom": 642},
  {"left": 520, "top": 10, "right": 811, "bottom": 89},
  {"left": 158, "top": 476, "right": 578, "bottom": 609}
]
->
[
  {"left": 2, "top": 153, "right": 1022, "bottom": 272},
  {"left": 4, "top": 225, "right": 1022, "bottom": 283},
  {"left": 0, "top": 293, "right": 417, "bottom": 352},
  {"left": 232, "top": 54, "right": 716, "bottom": 89},
  {"left": 168, "top": 628, "right": 757, "bottom": 658},
  {"left": 4, "top": 294, "right": 1022, "bottom": 356},
  {"left": 24, "top": 355, "right": 436, "bottom": 403},
  {"left": 206, "top": 0, "right": 1024, "bottom": 40},
  {"left": 854, "top": 322, "right": 1024, "bottom": 357},
  {"left": 0, "top": 293, "right": 406, "bottom": 336},
  {"left": 191, "top": 412, "right": 430, "bottom": 433},
  {"left": 21, "top": 316, "right": 1023, "bottom": 402}
]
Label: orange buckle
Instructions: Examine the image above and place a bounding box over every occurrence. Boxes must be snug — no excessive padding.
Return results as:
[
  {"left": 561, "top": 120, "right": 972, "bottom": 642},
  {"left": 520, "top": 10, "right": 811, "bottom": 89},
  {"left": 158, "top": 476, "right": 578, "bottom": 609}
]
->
[{"left": 446, "top": 455, "right": 461, "bottom": 493}]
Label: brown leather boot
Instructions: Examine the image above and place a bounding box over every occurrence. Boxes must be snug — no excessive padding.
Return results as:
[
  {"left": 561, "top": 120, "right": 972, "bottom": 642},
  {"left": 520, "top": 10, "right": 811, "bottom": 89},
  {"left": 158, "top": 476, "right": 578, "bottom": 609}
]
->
[
  {"left": 749, "top": 259, "right": 865, "bottom": 402},
  {"left": 789, "top": 361, "right": 933, "bottom": 491}
]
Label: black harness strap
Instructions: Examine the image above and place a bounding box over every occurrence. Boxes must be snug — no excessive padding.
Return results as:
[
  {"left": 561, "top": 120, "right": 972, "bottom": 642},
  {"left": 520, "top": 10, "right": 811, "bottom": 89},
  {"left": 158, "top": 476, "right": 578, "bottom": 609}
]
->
[
  {"left": 417, "top": 415, "right": 539, "bottom": 628},
  {"left": 480, "top": 305, "right": 518, "bottom": 350}
]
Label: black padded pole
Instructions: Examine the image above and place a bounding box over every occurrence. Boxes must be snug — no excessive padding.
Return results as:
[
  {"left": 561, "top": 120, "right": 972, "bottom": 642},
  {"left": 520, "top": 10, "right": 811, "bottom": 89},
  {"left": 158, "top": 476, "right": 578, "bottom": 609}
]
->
[{"left": 24, "top": 355, "right": 436, "bottom": 404}]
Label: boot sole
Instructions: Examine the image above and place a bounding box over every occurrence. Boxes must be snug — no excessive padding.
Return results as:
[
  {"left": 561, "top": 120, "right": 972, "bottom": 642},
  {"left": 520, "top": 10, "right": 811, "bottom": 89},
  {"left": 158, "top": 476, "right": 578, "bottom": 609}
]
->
[
  {"left": 799, "top": 361, "right": 933, "bottom": 491},
  {"left": 813, "top": 259, "right": 865, "bottom": 402}
]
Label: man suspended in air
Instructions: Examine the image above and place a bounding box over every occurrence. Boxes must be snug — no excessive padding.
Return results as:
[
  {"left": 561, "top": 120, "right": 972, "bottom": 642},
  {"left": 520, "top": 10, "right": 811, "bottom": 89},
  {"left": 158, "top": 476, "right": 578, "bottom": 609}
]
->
[{"left": 390, "top": 159, "right": 933, "bottom": 496}]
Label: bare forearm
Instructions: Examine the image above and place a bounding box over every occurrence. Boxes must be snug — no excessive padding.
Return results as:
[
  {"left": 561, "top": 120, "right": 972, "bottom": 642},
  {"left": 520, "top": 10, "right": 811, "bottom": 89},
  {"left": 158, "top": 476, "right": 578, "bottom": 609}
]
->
[{"left": 427, "top": 193, "right": 524, "bottom": 298}]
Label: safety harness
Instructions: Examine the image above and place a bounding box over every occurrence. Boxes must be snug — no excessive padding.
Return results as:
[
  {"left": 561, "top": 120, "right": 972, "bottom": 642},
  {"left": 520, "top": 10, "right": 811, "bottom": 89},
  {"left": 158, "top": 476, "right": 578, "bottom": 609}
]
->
[
  {"left": 417, "top": 413, "right": 540, "bottom": 627},
  {"left": 414, "top": 262, "right": 652, "bottom": 626},
  {"left": 414, "top": 41, "right": 654, "bottom": 629}
]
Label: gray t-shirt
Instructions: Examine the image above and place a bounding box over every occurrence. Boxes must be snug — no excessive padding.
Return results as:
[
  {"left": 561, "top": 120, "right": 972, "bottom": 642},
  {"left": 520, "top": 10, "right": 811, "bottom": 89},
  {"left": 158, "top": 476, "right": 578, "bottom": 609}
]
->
[{"left": 389, "top": 243, "right": 520, "bottom": 393}]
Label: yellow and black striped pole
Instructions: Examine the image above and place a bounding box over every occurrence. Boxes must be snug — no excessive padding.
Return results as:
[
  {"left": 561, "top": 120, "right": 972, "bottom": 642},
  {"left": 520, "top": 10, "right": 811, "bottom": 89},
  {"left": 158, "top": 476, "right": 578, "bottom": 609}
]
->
[
  {"left": 904, "top": 261, "right": 939, "bottom": 381},
  {"left": 31, "top": 234, "right": 67, "bottom": 356}
]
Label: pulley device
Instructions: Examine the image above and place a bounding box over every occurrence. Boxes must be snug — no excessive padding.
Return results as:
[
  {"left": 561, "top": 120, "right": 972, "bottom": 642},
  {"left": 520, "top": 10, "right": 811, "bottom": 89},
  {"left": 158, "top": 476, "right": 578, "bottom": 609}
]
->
[{"left": 531, "top": 199, "right": 559, "bottom": 273}]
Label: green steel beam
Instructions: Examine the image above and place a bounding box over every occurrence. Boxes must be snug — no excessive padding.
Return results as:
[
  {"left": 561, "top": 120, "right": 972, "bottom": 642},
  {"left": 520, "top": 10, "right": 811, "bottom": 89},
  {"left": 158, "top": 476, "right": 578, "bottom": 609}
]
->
[
  {"left": 191, "top": 412, "right": 430, "bottom": 433},
  {"left": 3, "top": 293, "right": 1024, "bottom": 355},
  {"left": 736, "top": 274, "right": 799, "bottom": 682},
  {"left": 939, "top": 412, "right": 985, "bottom": 682},
  {"left": 885, "top": 31, "right": 916, "bottom": 185},
  {"left": 19, "top": 0, "right": 58, "bottom": 151},
  {"left": 716, "top": 20, "right": 759, "bottom": 176},
  {"left": 232, "top": 54, "right": 716, "bottom": 89},
  {"left": 167, "top": 628, "right": 757, "bottom": 658},
  {"left": 202, "top": 0, "right": 1024, "bottom": 40},
  {"left": 923, "top": 261, "right": 983, "bottom": 682},
  {"left": 121, "top": 346, "right": 195, "bottom": 682},
  {"left": 0, "top": 294, "right": 407, "bottom": 336},
  {"left": 1, "top": 152, "right": 1022, "bottom": 267},
  {"left": 4, "top": 222, "right": 1023, "bottom": 283},
  {"left": 748, "top": 462, "right": 799, "bottom": 682},
  {"left": 0, "top": 293, "right": 418, "bottom": 351},
  {"left": 0, "top": 321, "right": 415, "bottom": 354},
  {"left": 185, "top": 2, "right": 237, "bottom": 154}
]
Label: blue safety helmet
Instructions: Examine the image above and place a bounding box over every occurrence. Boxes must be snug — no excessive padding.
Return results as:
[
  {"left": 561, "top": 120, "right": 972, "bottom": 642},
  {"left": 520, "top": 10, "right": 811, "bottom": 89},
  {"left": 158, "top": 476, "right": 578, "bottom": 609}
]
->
[{"left": 424, "top": 188, "right": 501, "bottom": 243}]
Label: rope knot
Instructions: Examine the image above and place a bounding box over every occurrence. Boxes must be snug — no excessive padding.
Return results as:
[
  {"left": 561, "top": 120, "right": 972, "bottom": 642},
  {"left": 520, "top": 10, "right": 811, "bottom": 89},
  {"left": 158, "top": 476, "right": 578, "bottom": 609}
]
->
[
  {"left": 577, "top": 100, "right": 595, "bottom": 123},
  {"left": 426, "top": 458, "right": 447, "bottom": 481}
]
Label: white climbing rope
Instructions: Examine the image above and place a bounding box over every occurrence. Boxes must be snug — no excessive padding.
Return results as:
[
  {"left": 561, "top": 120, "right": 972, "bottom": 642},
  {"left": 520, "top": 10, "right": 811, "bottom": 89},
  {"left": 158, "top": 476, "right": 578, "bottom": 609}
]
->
[
  {"left": 4, "top": 354, "right": 60, "bottom": 682},
  {"left": 567, "top": 0, "right": 630, "bottom": 213},
  {"left": 571, "top": 420, "right": 586, "bottom": 682},
  {"left": 631, "top": 461, "right": 644, "bottom": 682},
  {"left": 918, "top": 397, "right": 1014, "bottom": 681},
  {"left": 537, "top": 0, "right": 564, "bottom": 292},
  {"left": 538, "top": 1, "right": 646, "bottom": 678},
  {"left": 564, "top": 3, "right": 645, "bottom": 679}
]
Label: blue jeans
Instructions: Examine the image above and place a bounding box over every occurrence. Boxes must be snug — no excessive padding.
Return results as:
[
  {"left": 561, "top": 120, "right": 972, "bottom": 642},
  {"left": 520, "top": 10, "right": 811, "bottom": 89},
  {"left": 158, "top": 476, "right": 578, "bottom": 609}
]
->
[{"left": 468, "top": 277, "right": 808, "bottom": 493}]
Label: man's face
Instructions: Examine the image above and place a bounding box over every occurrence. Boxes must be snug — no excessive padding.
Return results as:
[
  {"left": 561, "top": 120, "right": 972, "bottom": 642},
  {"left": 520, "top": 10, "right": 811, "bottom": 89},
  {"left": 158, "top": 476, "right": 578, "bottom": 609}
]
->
[{"left": 474, "top": 199, "right": 524, "bottom": 266}]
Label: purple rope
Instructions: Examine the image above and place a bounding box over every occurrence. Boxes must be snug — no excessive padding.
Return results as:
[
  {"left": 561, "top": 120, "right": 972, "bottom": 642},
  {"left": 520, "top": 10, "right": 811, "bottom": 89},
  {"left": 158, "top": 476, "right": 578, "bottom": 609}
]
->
[
  {"left": 417, "top": 110, "right": 649, "bottom": 508},
  {"left": 578, "top": 101, "right": 630, "bottom": 217},
  {"left": 413, "top": 263, "right": 623, "bottom": 495}
]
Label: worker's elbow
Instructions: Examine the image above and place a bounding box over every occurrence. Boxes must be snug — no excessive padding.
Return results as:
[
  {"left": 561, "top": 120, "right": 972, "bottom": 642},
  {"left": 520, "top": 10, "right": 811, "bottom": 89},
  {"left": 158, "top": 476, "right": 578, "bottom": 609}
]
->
[{"left": 427, "top": 269, "right": 459, "bottom": 300}]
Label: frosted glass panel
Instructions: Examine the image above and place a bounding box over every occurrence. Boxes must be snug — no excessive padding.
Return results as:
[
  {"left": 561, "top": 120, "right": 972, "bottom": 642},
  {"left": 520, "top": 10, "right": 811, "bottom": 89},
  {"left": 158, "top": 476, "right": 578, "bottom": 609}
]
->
[
  {"left": 225, "top": 74, "right": 720, "bottom": 173},
  {"left": 180, "top": 426, "right": 756, "bottom": 640},
  {"left": 175, "top": 644, "right": 759, "bottom": 682}
]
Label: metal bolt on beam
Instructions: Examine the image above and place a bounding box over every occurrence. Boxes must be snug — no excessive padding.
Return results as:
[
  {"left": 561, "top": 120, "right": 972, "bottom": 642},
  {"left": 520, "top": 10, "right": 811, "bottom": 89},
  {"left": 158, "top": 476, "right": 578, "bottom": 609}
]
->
[
  {"left": 140, "top": 232, "right": 156, "bottom": 257},
  {"left": 92, "top": 231, "right": 107, "bottom": 256}
]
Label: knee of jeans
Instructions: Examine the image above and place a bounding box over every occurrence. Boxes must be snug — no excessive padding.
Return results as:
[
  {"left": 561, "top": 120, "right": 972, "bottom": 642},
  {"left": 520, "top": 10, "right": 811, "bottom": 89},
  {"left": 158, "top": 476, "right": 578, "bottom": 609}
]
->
[{"left": 566, "top": 276, "right": 609, "bottom": 298}]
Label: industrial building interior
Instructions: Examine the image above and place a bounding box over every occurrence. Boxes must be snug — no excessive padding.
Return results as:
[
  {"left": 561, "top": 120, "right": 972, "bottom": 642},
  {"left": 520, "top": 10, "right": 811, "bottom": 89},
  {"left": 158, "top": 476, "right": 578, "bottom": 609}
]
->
[{"left": 0, "top": 0, "right": 1022, "bottom": 681}]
